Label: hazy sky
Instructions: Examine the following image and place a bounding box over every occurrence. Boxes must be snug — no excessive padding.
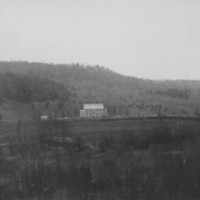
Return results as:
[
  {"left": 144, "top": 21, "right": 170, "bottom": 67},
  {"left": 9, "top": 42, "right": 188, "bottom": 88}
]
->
[{"left": 0, "top": 0, "right": 200, "bottom": 79}]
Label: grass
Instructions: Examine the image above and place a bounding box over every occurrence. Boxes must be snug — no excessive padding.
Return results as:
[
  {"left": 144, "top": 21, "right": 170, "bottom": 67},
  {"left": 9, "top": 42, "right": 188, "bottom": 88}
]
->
[
  {"left": 0, "top": 118, "right": 200, "bottom": 199},
  {"left": 0, "top": 101, "right": 33, "bottom": 123}
]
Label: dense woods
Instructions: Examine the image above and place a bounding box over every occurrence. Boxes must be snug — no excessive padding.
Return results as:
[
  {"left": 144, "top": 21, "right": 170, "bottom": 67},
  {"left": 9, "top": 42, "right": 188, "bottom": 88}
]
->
[{"left": 0, "top": 72, "right": 72, "bottom": 103}]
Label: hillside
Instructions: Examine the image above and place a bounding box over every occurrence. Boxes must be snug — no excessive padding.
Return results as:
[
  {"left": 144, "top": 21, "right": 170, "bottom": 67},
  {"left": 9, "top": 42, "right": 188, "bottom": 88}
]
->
[
  {"left": 0, "top": 71, "right": 77, "bottom": 122},
  {"left": 0, "top": 61, "right": 200, "bottom": 117},
  {"left": 0, "top": 72, "right": 73, "bottom": 103},
  {"left": 0, "top": 101, "right": 33, "bottom": 123}
]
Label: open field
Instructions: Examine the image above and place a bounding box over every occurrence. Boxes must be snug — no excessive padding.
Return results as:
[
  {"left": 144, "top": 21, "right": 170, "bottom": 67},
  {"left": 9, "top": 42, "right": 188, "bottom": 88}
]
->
[
  {"left": 0, "top": 102, "right": 33, "bottom": 123},
  {"left": 37, "top": 117, "right": 200, "bottom": 142},
  {"left": 67, "top": 117, "right": 200, "bottom": 134},
  {"left": 1, "top": 115, "right": 200, "bottom": 138}
]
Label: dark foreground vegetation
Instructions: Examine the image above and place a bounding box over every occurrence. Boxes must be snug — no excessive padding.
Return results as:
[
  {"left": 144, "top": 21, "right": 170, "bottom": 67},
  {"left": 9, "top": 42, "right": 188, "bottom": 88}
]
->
[{"left": 0, "top": 119, "right": 200, "bottom": 200}]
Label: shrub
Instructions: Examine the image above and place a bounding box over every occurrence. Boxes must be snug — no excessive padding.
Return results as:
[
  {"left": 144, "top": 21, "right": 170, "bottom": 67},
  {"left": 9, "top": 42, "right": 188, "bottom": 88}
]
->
[{"left": 97, "top": 136, "right": 116, "bottom": 153}]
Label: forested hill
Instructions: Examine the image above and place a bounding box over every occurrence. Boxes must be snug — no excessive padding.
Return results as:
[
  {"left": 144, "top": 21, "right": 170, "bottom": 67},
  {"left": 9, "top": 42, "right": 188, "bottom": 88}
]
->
[
  {"left": 0, "top": 61, "right": 200, "bottom": 117},
  {"left": 0, "top": 72, "right": 72, "bottom": 103}
]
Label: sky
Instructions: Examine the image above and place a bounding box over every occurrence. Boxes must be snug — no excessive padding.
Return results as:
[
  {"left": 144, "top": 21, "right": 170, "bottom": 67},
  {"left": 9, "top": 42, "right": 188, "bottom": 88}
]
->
[{"left": 0, "top": 0, "right": 200, "bottom": 80}]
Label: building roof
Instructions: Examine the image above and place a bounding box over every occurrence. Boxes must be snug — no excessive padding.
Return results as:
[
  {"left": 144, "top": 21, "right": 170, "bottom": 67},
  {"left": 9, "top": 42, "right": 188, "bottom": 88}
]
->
[{"left": 83, "top": 103, "right": 104, "bottom": 109}]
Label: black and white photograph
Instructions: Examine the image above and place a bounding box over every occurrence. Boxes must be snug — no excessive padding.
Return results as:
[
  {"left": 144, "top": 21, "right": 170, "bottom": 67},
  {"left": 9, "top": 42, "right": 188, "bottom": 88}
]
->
[{"left": 0, "top": 0, "right": 200, "bottom": 199}]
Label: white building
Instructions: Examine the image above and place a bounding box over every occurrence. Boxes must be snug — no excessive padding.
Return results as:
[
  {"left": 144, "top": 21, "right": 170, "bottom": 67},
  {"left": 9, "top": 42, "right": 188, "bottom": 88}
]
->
[
  {"left": 40, "top": 115, "right": 49, "bottom": 121},
  {"left": 80, "top": 103, "right": 107, "bottom": 118}
]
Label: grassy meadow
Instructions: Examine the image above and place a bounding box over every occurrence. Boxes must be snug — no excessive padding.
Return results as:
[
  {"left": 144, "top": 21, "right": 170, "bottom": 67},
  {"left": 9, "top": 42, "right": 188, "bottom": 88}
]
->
[{"left": 0, "top": 118, "right": 200, "bottom": 200}]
